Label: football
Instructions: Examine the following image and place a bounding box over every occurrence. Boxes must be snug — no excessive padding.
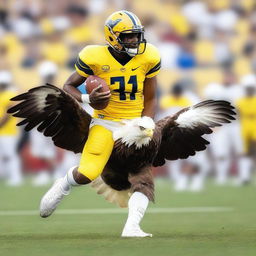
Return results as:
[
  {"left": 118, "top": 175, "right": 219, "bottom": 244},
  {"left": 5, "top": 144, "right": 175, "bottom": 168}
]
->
[{"left": 85, "top": 75, "right": 110, "bottom": 110}]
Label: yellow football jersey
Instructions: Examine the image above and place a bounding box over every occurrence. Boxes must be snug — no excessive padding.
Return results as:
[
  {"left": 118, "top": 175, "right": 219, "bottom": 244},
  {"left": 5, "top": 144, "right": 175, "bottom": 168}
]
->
[
  {"left": 0, "top": 90, "right": 18, "bottom": 136},
  {"left": 236, "top": 96, "right": 256, "bottom": 151},
  {"left": 75, "top": 43, "right": 161, "bottom": 121}
]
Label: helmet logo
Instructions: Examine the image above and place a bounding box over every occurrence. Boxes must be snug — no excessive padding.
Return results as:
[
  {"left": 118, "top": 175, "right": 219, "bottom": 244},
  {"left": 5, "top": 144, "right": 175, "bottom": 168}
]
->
[{"left": 106, "top": 18, "right": 121, "bottom": 29}]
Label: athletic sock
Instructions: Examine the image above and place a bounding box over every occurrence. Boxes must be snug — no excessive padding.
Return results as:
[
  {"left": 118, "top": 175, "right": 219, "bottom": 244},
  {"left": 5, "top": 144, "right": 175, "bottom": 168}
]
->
[
  {"left": 124, "top": 192, "right": 149, "bottom": 229},
  {"left": 238, "top": 156, "right": 252, "bottom": 182},
  {"left": 215, "top": 158, "right": 230, "bottom": 185},
  {"left": 60, "top": 166, "right": 79, "bottom": 192}
]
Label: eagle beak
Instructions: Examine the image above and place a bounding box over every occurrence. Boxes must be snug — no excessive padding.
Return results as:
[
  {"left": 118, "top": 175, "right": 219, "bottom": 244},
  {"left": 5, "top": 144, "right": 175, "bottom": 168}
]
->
[{"left": 145, "top": 128, "right": 154, "bottom": 138}]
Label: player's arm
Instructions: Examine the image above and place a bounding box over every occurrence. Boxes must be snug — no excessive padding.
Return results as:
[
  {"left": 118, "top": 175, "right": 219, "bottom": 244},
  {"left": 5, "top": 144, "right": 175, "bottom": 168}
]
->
[
  {"left": 63, "top": 71, "right": 110, "bottom": 104},
  {"left": 142, "top": 76, "right": 157, "bottom": 119},
  {"left": 63, "top": 71, "right": 86, "bottom": 103}
]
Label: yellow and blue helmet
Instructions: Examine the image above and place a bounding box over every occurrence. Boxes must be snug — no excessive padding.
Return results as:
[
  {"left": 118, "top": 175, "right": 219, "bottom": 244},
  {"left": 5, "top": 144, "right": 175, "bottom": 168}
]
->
[{"left": 104, "top": 10, "right": 146, "bottom": 56}]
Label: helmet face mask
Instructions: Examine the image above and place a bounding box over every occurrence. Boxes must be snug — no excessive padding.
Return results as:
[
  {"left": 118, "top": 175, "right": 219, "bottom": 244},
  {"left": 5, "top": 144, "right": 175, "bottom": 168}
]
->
[
  {"left": 104, "top": 11, "right": 147, "bottom": 56},
  {"left": 118, "top": 30, "right": 146, "bottom": 56}
]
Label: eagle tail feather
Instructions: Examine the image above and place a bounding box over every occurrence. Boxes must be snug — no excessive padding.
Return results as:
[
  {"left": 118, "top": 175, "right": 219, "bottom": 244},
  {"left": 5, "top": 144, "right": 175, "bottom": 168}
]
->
[{"left": 90, "top": 176, "right": 130, "bottom": 208}]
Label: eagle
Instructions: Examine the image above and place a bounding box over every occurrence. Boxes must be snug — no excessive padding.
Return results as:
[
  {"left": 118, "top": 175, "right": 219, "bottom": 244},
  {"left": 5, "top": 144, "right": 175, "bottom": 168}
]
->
[{"left": 8, "top": 84, "right": 236, "bottom": 207}]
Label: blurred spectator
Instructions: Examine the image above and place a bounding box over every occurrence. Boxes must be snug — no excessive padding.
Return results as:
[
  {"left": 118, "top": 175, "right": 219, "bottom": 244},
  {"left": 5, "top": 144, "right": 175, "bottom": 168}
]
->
[
  {"left": 242, "top": 24, "right": 256, "bottom": 58},
  {"left": 243, "top": 24, "right": 256, "bottom": 73},
  {"left": 65, "top": 4, "right": 92, "bottom": 67},
  {"left": 0, "top": 6, "right": 9, "bottom": 30},
  {"left": 214, "top": 29, "right": 234, "bottom": 69},
  {"left": 10, "top": 11, "right": 41, "bottom": 67},
  {"left": 156, "top": 21, "right": 182, "bottom": 69},
  {"left": 0, "top": 70, "right": 23, "bottom": 186},
  {"left": 213, "top": 6, "right": 238, "bottom": 33},
  {"left": 41, "top": 28, "right": 70, "bottom": 66},
  {"left": 0, "top": 44, "right": 10, "bottom": 69},
  {"left": 182, "top": 0, "right": 214, "bottom": 38},
  {"left": 177, "top": 39, "right": 197, "bottom": 70}
]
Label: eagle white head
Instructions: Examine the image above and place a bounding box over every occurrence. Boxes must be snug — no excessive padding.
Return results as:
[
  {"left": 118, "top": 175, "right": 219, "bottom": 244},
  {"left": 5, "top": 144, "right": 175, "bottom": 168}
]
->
[{"left": 113, "top": 116, "right": 155, "bottom": 149}]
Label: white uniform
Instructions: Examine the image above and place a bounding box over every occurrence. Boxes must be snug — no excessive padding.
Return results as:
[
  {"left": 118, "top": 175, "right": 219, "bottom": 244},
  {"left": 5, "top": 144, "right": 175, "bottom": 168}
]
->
[
  {"left": 29, "top": 129, "right": 57, "bottom": 186},
  {"left": 204, "top": 82, "right": 244, "bottom": 184}
]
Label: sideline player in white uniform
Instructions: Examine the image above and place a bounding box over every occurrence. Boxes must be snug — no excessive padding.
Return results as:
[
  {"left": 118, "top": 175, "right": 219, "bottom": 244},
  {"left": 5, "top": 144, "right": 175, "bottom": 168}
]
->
[
  {"left": 204, "top": 70, "right": 244, "bottom": 185},
  {"left": 30, "top": 61, "right": 59, "bottom": 185}
]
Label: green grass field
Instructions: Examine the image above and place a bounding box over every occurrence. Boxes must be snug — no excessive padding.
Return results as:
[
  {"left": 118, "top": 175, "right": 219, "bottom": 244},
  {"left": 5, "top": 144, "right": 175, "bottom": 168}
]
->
[{"left": 1, "top": 179, "right": 256, "bottom": 256}]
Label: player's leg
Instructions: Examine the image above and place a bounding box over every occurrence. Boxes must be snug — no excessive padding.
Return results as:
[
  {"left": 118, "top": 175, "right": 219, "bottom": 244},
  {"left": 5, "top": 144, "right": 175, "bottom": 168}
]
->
[
  {"left": 236, "top": 125, "right": 253, "bottom": 185},
  {"left": 189, "top": 151, "right": 209, "bottom": 191},
  {"left": 172, "top": 160, "right": 188, "bottom": 191},
  {"left": 209, "top": 127, "right": 230, "bottom": 185},
  {"left": 2, "top": 136, "right": 22, "bottom": 186},
  {"left": 165, "top": 160, "right": 187, "bottom": 191},
  {"left": 121, "top": 166, "right": 154, "bottom": 237},
  {"left": 30, "top": 130, "right": 56, "bottom": 186},
  {"left": 40, "top": 125, "right": 114, "bottom": 217}
]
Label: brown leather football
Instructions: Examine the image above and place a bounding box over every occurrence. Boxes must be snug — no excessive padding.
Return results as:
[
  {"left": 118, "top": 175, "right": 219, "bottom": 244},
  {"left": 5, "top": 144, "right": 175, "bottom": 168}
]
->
[{"left": 86, "top": 75, "right": 110, "bottom": 110}]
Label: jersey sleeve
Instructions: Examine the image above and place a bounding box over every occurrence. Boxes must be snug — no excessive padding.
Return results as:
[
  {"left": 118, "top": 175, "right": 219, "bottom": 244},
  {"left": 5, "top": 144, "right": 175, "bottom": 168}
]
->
[
  {"left": 145, "top": 44, "right": 161, "bottom": 78},
  {"left": 75, "top": 46, "right": 95, "bottom": 78}
]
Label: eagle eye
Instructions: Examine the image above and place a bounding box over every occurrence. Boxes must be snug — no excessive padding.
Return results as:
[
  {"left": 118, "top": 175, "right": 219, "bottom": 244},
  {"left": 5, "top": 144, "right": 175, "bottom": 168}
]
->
[{"left": 139, "top": 126, "right": 146, "bottom": 130}]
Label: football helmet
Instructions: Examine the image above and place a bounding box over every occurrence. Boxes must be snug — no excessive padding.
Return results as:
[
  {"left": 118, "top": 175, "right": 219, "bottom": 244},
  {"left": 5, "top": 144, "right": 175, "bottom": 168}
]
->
[{"left": 104, "top": 10, "right": 146, "bottom": 56}]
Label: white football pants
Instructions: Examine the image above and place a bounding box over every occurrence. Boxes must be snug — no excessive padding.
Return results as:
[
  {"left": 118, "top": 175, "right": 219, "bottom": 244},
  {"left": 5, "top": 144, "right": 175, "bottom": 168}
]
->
[{"left": 0, "top": 135, "right": 22, "bottom": 184}]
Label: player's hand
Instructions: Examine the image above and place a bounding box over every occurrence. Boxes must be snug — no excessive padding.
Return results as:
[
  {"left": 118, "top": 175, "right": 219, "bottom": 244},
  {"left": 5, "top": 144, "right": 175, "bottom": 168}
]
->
[{"left": 89, "top": 85, "right": 111, "bottom": 104}]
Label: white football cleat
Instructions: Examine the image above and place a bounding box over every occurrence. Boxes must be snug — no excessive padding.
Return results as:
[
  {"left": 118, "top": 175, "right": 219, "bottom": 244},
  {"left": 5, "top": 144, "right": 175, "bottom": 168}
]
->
[
  {"left": 40, "top": 178, "right": 70, "bottom": 218},
  {"left": 121, "top": 226, "right": 153, "bottom": 238}
]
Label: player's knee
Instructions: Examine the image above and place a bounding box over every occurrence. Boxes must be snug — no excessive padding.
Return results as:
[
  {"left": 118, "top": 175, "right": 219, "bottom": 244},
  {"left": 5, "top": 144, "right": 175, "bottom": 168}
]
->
[
  {"left": 73, "top": 168, "right": 91, "bottom": 184},
  {"left": 77, "top": 167, "right": 101, "bottom": 181},
  {"left": 78, "top": 160, "right": 103, "bottom": 181}
]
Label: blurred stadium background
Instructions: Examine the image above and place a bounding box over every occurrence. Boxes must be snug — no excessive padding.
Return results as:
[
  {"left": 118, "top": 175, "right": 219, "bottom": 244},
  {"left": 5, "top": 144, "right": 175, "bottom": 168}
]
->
[{"left": 1, "top": 0, "right": 256, "bottom": 255}]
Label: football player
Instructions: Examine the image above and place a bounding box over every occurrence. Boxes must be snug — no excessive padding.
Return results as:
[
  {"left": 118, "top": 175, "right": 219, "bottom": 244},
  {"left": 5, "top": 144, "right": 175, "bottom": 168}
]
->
[
  {"left": 0, "top": 71, "right": 22, "bottom": 186},
  {"left": 236, "top": 74, "right": 256, "bottom": 184},
  {"left": 204, "top": 71, "right": 244, "bottom": 185},
  {"left": 40, "top": 10, "right": 161, "bottom": 237}
]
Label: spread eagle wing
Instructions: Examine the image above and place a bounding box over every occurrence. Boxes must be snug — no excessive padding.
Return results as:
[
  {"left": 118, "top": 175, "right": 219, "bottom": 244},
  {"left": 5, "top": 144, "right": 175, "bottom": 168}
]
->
[
  {"left": 153, "top": 100, "right": 236, "bottom": 166},
  {"left": 7, "top": 84, "right": 91, "bottom": 153}
]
